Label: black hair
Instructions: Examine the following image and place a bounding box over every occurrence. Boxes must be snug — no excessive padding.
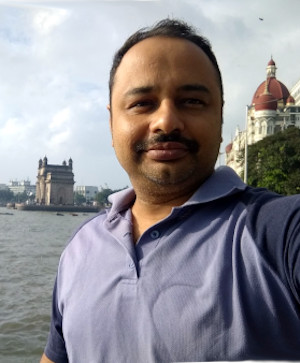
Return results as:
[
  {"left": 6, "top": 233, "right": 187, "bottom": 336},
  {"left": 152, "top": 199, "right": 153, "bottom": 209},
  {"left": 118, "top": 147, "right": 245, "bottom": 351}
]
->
[{"left": 109, "top": 18, "right": 223, "bottom": 104}]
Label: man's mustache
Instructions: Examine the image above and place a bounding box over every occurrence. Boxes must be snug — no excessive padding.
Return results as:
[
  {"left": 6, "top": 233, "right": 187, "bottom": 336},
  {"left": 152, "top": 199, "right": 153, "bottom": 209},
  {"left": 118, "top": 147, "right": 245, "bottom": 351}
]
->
[{"left": 135, "top": 133, "right": 199, "bottom": 153}]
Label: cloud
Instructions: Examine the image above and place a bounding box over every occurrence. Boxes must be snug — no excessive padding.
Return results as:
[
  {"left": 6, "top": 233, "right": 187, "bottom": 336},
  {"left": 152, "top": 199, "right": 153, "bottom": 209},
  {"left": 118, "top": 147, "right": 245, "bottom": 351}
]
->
[
  {"left": 0, "top": 117, "right": 25, "bottom": 144},
  {"left": 33, "top": 7, "right": 69, "bottom": 34},
  {"left": 49, "top": 107, "right": 71, "bottom": 130}
]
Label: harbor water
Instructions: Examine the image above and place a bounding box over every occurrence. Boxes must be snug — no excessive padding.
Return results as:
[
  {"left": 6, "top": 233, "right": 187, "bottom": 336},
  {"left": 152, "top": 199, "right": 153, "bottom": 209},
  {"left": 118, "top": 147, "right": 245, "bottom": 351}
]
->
[{"left": 0, "top": 207, "right": 97, "bottom": 363}]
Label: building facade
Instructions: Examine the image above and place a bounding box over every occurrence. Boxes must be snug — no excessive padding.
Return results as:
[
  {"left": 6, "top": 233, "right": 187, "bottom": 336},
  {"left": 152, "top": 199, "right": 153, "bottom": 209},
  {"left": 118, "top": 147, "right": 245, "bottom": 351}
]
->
[
  {"left": 291, "top": 78, "right": 300, "bottom": 105},
  {"left": 0, "top": 183, "right": 9, "bottom": 191},
  {"left": 8, "top": 179, "right": 36, "bottom": 196},
  {"left": 226, "top": 59, "right": 300, "bottom": 177},
  {"left": 75, "top": 185, "right": 99, "bottom": 203},
  {"left": 36, "top": 157, "right": 74, "bottom": 205}
]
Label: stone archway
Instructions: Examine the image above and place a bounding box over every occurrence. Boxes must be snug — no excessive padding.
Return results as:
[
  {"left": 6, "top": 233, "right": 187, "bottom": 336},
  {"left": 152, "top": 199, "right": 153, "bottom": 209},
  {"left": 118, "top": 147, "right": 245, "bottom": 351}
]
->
[{"left": 57, "top": 187, "right": 66, "bottom": 205}]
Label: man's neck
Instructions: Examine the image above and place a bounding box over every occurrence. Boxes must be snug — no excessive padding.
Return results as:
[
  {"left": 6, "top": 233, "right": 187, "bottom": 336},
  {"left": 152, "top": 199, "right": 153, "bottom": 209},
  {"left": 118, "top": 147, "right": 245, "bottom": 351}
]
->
[{"left": 131, "top": 191, "right": 194, "bottom": 243}]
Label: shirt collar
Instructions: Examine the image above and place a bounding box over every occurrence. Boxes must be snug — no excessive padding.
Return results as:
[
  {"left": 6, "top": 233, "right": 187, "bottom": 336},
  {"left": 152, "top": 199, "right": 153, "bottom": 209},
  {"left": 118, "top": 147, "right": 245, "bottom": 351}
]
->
[
  {"left": 107, "top": 166, "right": 246, "bottom": 220},
  {"left": 184, "top": 166, "right": 246, "bottom": 206}
]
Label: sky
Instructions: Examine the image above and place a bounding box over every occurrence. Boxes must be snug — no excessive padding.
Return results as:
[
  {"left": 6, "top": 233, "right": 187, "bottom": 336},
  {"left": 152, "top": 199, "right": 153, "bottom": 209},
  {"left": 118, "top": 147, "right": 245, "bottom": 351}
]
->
[{"left": 0, "top": 0, "right": 299, "bottom": 189}]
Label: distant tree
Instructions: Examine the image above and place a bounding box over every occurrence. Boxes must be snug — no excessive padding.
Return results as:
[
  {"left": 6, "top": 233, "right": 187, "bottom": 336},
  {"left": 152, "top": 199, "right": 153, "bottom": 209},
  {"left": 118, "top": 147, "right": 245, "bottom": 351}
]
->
[
  {"left": 74, "top": 192, "right": 86, "bottom": 206},
  {"left": 246, "top": 127, "right": 300, "bottom": 195},
  {"left": 14, "top": 191, "right": 29, "bottom": 203},
  {"left": 0, "top": 189, "right": 14, "bottom": 204},
  {"left": 95, "top": 188, "right": 114, "bottom": 207},
  {"left": 95, "top": 186, "right": 128, "bottom": 207}
]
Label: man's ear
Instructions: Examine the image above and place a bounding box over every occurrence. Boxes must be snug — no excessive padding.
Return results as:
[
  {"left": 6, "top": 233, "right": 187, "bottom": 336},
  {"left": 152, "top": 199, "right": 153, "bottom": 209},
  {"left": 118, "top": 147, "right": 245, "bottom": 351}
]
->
[{"left": 107, "top": 104, "right": 114, "bottom": 147}]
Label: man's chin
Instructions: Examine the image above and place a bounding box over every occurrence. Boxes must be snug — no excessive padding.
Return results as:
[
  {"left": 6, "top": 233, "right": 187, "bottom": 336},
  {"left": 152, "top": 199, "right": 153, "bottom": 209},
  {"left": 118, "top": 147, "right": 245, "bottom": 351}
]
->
[{"left": 142, "top": 166, "right": 197, "bottom": 186}]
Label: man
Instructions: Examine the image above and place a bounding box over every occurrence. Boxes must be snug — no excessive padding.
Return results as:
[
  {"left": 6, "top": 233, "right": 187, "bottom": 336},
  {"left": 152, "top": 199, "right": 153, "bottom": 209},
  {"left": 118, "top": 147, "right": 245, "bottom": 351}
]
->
[{"left": 41, "top": 19, "right": 300, "bottom": 362}]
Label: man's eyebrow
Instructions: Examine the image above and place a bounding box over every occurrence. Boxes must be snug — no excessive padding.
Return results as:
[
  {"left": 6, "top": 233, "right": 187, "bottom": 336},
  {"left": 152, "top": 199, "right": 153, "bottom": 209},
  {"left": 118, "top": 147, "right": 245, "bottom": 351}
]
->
[
  {"left": 124, "top": 86, "right": 154, "bottom": 97},
  {"left": 124, "top": 84, "right": 210, "bottom": 97},
  {"left": 178, "top": 84, "right": 210, "bottom": 93}
]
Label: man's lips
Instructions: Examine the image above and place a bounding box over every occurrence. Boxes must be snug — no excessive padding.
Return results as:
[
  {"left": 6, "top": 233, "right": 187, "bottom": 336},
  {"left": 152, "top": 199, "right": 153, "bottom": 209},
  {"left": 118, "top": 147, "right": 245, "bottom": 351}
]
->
[
  {"left": 135, "top": 134, "right": 199, "bottom": 159},
  {"left": 145, "top": 142, "right": 189, "bottom": 161}
]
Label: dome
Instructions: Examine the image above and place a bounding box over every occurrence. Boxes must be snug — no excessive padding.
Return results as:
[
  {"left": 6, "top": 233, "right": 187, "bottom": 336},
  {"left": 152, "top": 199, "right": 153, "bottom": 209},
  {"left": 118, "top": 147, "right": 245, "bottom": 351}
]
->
[
  {"left": 254, "top": 92, "right": 277, "bottom": 111},
  {"left": 252, "top": 78, "right": 289, "bottom": 106},
  {"left": 268, "top": 58, "right": 276, "bottom": 66},
  {"left": 252, "top": 59, "right": 290, "bottom": 108}
]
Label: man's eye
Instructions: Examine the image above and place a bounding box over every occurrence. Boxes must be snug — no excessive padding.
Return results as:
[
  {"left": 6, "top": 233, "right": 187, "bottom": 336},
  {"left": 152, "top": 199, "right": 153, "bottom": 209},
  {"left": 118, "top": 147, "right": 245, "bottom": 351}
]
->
[
  {"left": 131, "top": 100, "right": 153, "bottom": 108},
  {"left": 182, "top": 98, "right": 206, "bottom": 106}
]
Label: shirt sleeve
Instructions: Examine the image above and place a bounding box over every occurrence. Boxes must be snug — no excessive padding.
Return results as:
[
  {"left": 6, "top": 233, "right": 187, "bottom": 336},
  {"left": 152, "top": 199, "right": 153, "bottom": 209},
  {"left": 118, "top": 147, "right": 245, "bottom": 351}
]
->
[
  {"left": 250, "top": 193, "right": 300, "bottom": 305},
  {"left": 44, "top": 277, "right": 69, "bottom": 363},
  {"left": 285, "top": 198, "right": 300, "bottom": 303}
]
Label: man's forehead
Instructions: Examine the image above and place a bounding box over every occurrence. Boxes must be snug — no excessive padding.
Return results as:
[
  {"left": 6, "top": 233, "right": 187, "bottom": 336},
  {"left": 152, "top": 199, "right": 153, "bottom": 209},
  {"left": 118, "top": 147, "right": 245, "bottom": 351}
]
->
[
  {"left": 120, "top": 36, "right": 208, "bottom": 63},
  {"left": 114, "top": 36, "right": 216, "bottom": 81}
]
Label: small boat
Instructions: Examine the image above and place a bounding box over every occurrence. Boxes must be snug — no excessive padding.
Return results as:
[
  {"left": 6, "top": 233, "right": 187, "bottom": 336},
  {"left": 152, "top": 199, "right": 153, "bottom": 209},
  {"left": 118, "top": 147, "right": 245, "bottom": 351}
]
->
[{"left": 56, "top": 212, "right": 64, "bottom": 216}]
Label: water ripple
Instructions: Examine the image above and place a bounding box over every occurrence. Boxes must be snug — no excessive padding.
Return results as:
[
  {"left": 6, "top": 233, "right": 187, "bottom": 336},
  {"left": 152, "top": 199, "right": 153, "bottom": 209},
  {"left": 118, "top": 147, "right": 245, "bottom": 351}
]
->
[{"left": 0, "top": 208, "right": 95, "bottom": 362}]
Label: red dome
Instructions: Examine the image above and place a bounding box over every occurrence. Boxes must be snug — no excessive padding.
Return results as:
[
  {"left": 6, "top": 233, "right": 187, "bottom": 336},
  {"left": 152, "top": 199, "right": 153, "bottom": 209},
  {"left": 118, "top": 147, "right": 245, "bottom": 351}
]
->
[
  {"left": 254, "top": 93, "right": 277, "bottom": 111},
  {"left": 268, "top": 58, "right": 275, "bottom": 66},
  {"left": 225, "top": 143, "right": 233, "bottom": 154},
  {"left": 252, "top": 77, "right": 289, "bottom": 106}
]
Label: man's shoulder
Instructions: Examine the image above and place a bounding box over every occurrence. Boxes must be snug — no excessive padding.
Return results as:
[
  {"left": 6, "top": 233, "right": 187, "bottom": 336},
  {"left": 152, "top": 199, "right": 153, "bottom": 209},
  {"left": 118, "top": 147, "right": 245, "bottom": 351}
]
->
[
  {"left": 240, "top": 186, "right": 300, "bottom": 215},
  {"left": 65, "top": 210, "right": 109, "bottom": 245},
  {"left": 61, "top": 188, "right": 136, "bottom": 253},
  {"left": 69, "top": 187, "right": 135, "bottom": 236}
]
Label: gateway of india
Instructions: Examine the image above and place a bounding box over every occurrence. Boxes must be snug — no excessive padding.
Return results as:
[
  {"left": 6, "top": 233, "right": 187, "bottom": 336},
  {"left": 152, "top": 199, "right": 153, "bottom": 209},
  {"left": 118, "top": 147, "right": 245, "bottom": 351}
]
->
[{"left": 36, "top": 156, "right": 74, "bottom": 205}]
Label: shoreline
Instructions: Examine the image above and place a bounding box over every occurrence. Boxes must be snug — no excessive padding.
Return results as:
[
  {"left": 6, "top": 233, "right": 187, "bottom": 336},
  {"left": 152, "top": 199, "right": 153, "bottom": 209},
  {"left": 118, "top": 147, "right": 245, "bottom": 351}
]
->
[{"left": 10, "top": 203, "right": 101, "bottom": 213}]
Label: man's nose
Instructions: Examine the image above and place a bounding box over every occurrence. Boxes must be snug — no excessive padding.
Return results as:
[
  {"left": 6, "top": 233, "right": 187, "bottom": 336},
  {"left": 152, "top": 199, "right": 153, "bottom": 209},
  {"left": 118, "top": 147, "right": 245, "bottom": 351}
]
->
[{"left": 149, "top": 100, "right": 184, "bottom": 134}]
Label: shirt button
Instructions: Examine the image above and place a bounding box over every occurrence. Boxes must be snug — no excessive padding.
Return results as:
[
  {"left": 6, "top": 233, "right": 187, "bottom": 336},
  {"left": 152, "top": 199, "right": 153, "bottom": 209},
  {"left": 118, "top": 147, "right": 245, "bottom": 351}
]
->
[
  {"left": 128, "top": 262, "right": 135, "bottom": 269},
  {"left": 150, "top": 230, "right": 160, "bottom": 239}
]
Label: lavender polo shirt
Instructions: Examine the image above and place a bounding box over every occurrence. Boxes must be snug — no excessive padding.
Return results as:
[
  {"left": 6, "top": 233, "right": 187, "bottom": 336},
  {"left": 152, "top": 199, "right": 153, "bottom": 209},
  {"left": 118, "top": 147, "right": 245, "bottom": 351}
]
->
[{"left": 45, "top": 166, "right": 300, "bottom": 362}]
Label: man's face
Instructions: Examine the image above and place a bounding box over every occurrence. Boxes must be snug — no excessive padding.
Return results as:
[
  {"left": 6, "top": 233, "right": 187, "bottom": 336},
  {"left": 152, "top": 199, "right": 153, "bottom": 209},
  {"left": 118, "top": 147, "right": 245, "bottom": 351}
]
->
[{"left": 109, "top": 36, "right": 223, "bottom": 195}]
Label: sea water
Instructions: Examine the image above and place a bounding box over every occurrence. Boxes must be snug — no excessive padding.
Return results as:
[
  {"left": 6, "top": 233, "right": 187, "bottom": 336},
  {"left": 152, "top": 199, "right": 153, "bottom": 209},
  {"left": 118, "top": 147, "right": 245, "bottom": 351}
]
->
[{"left": 0, "top": 207, "right": 96, "bottom": 363}]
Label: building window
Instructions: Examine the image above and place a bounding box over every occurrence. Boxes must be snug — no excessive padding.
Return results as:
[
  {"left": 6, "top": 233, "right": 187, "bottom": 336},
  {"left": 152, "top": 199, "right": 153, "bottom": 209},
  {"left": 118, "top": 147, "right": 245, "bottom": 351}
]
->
[{"left": 274, "top": 125, "right": 281, "bottom": 133}]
